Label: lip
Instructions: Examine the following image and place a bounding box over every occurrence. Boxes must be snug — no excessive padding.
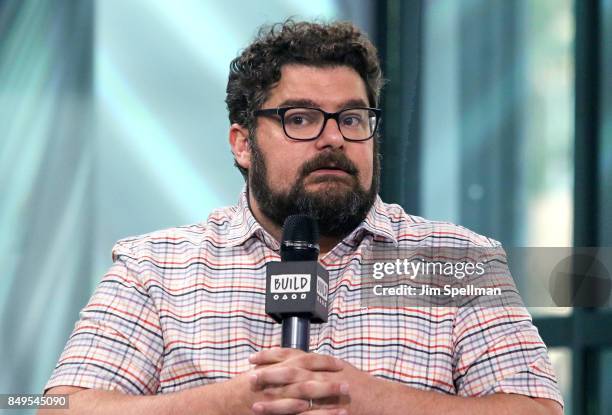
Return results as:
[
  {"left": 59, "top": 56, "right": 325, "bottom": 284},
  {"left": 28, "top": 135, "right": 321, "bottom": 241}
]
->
[{"left": 309, "top": 168, "right": 350, "bottom": 176}]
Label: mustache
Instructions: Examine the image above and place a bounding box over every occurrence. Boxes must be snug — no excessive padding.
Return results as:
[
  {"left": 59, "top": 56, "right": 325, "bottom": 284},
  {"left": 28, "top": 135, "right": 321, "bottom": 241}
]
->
[{"left": 299, "top": 151, "right": 359, "bottom": 177}]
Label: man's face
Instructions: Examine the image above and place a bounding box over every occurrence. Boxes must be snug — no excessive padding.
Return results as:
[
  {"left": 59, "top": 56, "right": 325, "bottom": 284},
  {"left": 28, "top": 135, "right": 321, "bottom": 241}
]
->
[{"left": 248, "top": 64, "right": 380, "bottom": 238}]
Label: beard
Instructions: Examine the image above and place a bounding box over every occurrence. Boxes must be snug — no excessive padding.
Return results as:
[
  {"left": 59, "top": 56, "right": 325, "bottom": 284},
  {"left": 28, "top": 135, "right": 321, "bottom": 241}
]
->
[{"left": 248, "top": 137, "right": 380, "bottom": 239}]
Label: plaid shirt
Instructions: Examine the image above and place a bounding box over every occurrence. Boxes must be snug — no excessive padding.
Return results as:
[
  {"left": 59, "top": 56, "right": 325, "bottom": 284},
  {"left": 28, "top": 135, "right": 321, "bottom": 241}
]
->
[{"left": 46, "top": 191, "right": 563, "bottom": 407}]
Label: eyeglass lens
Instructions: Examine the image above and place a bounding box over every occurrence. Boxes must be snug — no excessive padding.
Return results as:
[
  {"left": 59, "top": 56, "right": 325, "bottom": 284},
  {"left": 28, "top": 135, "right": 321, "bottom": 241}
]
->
[{"left": 282, "top": 108, "right": 377, "bottom": 140}]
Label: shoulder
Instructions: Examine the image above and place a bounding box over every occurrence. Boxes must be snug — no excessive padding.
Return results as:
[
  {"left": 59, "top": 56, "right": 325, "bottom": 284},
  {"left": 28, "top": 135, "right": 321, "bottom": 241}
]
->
[
  {"left": 111, "top": 204, "right": 239, "bottom": 260},
  {"left": 379, "top": 200, "right": 501, "bottom": 248}
]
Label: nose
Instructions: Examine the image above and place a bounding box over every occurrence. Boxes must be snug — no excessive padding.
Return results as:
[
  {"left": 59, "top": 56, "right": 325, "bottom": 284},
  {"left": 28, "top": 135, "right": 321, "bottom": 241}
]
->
[{"left": 315, "top": 117, "right": 345, "bottom": 150}]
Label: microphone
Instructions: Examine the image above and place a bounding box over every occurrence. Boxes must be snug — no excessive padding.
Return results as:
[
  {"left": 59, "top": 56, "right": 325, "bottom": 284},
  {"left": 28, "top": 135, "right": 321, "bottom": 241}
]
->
[{"left": 265, "top": 215, "right": 329, "bottom": 351}]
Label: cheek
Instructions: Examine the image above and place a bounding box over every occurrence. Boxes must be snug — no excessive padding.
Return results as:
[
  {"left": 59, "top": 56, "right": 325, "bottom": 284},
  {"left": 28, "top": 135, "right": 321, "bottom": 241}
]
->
[
  {"left": 262, "top": 149, "right": 303, "bottom": 188},
  {"left": 356, "top": 148, "right": 374, "bottom": 188}
]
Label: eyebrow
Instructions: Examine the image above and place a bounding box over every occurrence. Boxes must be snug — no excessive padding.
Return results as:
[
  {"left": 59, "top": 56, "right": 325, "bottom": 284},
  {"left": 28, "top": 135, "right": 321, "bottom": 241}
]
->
[{"left": 277, "top": 98, "right": 370, "bottom": 109}]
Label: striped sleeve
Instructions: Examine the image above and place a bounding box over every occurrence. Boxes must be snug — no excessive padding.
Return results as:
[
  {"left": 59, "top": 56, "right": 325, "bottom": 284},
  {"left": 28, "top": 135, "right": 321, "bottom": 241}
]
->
[
  {"left": 452, "top": 306, "right": 564, "bottom": 407},
  {"left": 45, "top": 242, "right": 163, "bottom": 394}
]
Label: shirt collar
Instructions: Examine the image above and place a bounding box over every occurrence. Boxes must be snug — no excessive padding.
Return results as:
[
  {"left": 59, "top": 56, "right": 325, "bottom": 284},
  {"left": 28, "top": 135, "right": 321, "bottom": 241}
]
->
[
  {"left": 343, "top": 195, "right": 399, "bottom": 247},
  {"left": 226, "top": 188, "right": 279, "bottom": 250},
  {"left": 225, "top": 188, "right": 398, "bottom": 249}
]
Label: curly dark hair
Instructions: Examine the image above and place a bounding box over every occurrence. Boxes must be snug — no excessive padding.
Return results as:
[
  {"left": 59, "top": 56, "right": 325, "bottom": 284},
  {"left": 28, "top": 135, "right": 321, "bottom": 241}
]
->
[{"left": 226, "top": 20, "right": 384, "bottom": 178}]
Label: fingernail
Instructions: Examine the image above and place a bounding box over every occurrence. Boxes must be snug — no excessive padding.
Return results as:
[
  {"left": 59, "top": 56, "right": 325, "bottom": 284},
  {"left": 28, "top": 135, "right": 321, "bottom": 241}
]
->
[
  {"left": 338, "top": 410, "right": 348, "bottom": 415},
  {"left": 249, "top": 353, "right": 257, "bottom": 362},
  {"left": 249, "top": 373, "right": 258, "bottom": 385},
  {"left": 340, "top": 383, "right": 350, "bottom": 394},
  {"left": 252, "top": 403, "right": 264, "bottom": 414}
]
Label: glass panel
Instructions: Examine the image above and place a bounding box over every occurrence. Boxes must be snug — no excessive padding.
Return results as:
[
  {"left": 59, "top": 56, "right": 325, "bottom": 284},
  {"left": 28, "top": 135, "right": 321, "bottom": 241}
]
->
[
  {"left": 523, "top": 0, "right": 573, "bottom": 318},
  {"left": 421, "top": 0, "right": 574, "bottom": 317},
  {"left": 549, "top": 347, "right": 572, "bottom": 414},
  {"left": 600, "top": 0, "right": 612, "bottom": 245},
  {"left": 521, "top": 0, "right": 574, "bottom": 248}
]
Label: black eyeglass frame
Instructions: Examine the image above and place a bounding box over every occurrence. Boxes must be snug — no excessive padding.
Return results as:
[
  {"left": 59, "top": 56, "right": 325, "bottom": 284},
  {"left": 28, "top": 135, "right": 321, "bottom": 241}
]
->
[{"left": 253, "top": 106, "right": 382, "bottom": 142}]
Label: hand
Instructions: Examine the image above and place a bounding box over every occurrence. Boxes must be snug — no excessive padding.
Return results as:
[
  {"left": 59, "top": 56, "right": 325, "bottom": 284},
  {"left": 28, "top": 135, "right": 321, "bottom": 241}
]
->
[
  {"left": 212, "top": 351, "right": 346, "bottom": 415},
  {"left": 248, "top": 348, "right": 376, "bottom": 415}
]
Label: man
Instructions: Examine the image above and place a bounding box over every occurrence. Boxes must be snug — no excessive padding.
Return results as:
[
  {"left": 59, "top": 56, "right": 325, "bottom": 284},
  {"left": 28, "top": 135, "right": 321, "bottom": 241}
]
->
[{"left": 43, "top": 21, "right": 563, "bottom": 415}]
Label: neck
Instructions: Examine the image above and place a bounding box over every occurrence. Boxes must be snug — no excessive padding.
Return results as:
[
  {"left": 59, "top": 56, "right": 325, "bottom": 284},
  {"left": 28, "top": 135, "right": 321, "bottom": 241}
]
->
[
  {"left": 247, "top": 191, "right": 340, "bottom": 257},
  {"left": 317, "top": 236, "right": 338, "bottom": 256}
]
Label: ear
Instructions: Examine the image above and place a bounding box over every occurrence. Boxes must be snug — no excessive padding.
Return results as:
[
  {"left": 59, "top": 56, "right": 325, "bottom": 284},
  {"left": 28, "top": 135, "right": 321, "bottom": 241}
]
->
[{"left": 229, "top": 123, "right": 251, "bottom": 170}]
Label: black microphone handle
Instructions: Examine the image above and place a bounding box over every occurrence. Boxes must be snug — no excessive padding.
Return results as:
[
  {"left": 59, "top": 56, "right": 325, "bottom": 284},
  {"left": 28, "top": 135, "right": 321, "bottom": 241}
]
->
[{"left": 281, "top": 316, "right": 310, "bottom": 351}]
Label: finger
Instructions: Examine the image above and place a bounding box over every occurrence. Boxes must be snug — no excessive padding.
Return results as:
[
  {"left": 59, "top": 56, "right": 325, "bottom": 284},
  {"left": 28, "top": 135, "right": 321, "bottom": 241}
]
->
[
  {"left": 252, "top": 366, "right": 302, "bottom": 387},
  {"left": 262, "top": 381, "right": 350, "bottom": 400},
  {"left": 252, "top": 398, "right": 310, "bottom": 415},
  {"left": 295, "top": 354, "right": 344, "bottom": 372},
  {"left": 251, "top": 350, "right": 343, "bottom": 372},
  {"left": 250, "top": 348, "right": 304, "bottom": 365},
  {"left": 294, "top": 380, "right": 350, "bottom": 400}
]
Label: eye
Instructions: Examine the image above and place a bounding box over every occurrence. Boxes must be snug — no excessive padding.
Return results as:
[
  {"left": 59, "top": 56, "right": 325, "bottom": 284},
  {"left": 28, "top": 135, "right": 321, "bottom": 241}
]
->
[
  {"left": 340, "top": 112, "right": 364, "bottom": 128},
  {"left": 287, "top": 114, "right": 307, "bottom": 125},
  {"left": 284, "top": 109, "right": 319, "bottom": 128}
]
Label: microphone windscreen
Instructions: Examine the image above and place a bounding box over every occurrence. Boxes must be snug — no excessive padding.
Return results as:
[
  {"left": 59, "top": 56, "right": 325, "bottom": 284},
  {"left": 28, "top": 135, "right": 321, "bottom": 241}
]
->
[{"left": 282, "top": 215, "right": 319, "bottom": 245}]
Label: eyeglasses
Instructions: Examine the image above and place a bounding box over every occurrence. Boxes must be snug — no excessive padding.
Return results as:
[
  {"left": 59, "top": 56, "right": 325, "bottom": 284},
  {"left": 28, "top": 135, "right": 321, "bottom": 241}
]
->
[{"left": 254, "top": 106, "right": 381, "bottom": 142}]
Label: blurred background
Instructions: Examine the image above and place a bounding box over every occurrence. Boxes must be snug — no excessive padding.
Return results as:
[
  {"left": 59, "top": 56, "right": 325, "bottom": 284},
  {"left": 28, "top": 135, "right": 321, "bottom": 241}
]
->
[{"left": 0, "top": 0, "right": 610, "bottom": 413}]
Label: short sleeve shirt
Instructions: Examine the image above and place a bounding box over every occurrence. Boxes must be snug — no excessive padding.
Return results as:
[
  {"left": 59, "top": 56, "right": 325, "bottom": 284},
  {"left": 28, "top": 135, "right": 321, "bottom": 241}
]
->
[{"left": 45, "top": 191, "right": 564, "bottom": 407}]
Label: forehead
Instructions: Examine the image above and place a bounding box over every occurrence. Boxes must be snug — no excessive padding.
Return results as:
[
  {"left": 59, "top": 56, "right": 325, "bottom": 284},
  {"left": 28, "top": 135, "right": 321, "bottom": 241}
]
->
[{"left": 265, "top": 64, "right": 369, "bottom": 109}]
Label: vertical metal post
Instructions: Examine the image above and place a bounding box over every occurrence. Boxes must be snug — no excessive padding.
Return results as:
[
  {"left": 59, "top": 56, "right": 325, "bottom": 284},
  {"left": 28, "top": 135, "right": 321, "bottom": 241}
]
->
[
  {"left": 573, "top": 0, "right": 602, "bottom": 414},
  {"left": 376, "top": 0, "right": 423, "bottom": 215}
]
